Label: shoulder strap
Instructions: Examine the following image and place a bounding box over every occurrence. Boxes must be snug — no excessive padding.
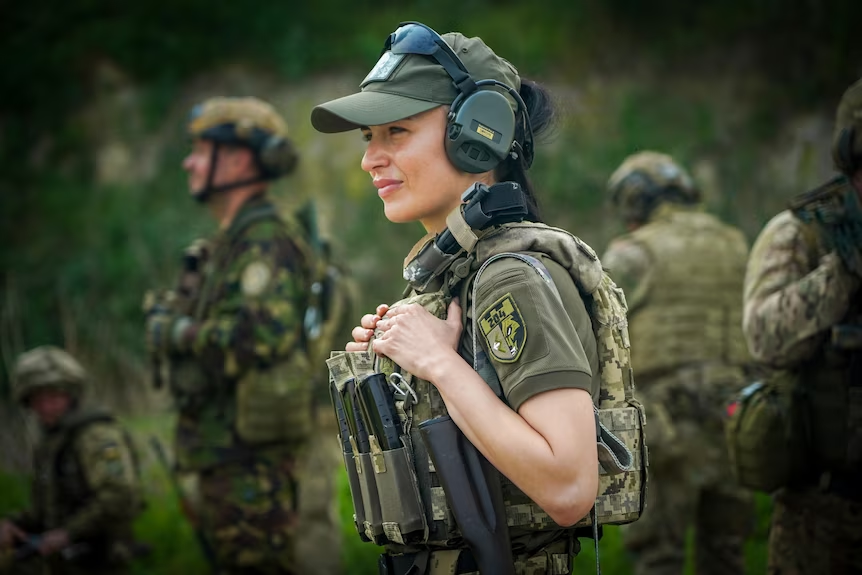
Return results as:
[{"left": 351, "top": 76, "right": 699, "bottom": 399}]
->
[{"left": 469, "top": 252, "right": 634, "bottom": 477}]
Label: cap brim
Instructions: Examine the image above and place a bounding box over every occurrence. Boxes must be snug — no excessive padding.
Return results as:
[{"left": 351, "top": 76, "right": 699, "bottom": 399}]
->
[{"left": 311, "top": 90, "right": 442, "bottom": 133}]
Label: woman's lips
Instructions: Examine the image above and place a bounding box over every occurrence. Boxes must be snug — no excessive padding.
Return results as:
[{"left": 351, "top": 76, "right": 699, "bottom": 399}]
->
[{"left": 373, "top": 178, "right": 402, "bottom": 198}]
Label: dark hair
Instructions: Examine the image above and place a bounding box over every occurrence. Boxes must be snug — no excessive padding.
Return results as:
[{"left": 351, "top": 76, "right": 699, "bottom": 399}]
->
[{"left": 494, "top": 79, "right": 557, "bottom": 223}]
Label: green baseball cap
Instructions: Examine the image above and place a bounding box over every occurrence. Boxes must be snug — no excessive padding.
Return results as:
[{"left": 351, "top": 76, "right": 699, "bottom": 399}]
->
[{"left": 311, "top": 31, "right": 521, "bottom": 133}]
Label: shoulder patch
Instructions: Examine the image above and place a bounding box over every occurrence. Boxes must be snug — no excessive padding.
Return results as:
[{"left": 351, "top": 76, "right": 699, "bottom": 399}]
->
[
  {"left": 241, "top": 261, "right": 272, "bottom": 296},
  {"left": 478, "top": 293, "right": 526, "bottom": 363}
]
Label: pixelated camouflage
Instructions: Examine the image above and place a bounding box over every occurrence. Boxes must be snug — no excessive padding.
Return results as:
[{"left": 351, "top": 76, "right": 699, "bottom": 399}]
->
[
  {"left": 607, "top": 151, "right": 700, "bottom": 225},
  {"left": 13, "top": 346, "right": 87, "bottom": 405},
  {"left": 4, "top": 408, "right": 142, "bottom": 575},
  {"left": 602, "top": 203, "right": 754, "bottom": 575},
  {"left": 831, "top": 77, "right": 862, "bottom": 174},
  {"left": 327, "top": 222, "right": 647, "bottom": 573}
]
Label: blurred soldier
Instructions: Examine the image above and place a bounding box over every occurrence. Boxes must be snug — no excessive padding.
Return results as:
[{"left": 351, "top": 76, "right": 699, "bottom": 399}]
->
[
  {"left": 0, "top": 346, "right": 142, "bottom": 575},
  {"left": 742, "top": 78, "right": 862, "bottom": 574},
  {"left": 144, "top": 97, "right": 328, "bottom": 574},
  {"left": 603, "top": 152, "right": 754, "bottom": 575}
]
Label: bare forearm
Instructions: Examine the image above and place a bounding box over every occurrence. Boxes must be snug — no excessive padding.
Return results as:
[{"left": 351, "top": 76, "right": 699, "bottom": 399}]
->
[{"left": 428, "top": 354, "right": 596, "bottom": 524}]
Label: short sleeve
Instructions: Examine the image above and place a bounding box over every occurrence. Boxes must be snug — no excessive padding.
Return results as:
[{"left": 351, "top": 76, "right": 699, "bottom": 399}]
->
[{"left": 472, "top": 255, "right": 596, "bottom": 411}]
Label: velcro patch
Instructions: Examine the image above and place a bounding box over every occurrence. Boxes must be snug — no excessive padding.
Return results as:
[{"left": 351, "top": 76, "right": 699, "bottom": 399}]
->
[
  {"left": 478, "top": 293, "right": 526, "bottom": 363},
  {"left": 241, "top": 261, "right": 272, "bottom": 297},
  {"left": 361, "top": 52, "right": 405, "bottom": 86}
]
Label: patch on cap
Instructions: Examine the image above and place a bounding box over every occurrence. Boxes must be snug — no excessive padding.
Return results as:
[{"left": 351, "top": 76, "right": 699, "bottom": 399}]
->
[{"left": 362, "top": 52, "right": 406, "bottom": 87}]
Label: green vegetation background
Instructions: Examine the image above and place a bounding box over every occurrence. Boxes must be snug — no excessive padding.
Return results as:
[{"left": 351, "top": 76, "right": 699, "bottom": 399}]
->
[{"left": 1, "top": 1, "right": 859, "bottom": 572}]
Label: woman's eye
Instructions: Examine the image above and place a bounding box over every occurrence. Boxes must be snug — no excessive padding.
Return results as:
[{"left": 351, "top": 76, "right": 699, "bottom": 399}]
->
[
  {"left": 361, "top": 132, "right": 372, "bottom": 143},
  {"left": 389, "top": 126, "right": 406, "bottom": 135}
]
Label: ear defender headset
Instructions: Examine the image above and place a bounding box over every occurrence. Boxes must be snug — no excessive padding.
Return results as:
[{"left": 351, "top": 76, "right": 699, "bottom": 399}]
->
[
  {"left": 384, "top": 22, "right": 534, "bottom": 174},
  {"left": 188, "top": 105, "right": 297, "bottom": 202}
]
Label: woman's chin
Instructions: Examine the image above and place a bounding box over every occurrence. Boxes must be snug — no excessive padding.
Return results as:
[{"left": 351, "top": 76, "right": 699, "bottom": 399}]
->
[{"left": 382, "top": 205, "right": 416, "bottom": 224}]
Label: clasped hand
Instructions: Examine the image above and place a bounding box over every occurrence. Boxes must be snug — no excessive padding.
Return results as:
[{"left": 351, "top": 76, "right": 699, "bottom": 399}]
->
[{"left": 346, "top": 299, "right": 463, "bottom": 381}]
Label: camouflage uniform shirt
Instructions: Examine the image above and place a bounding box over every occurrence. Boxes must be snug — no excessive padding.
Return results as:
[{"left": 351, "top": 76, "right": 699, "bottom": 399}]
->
[{"left": 169, "top": 194, "right": 312, "bottom": 471}]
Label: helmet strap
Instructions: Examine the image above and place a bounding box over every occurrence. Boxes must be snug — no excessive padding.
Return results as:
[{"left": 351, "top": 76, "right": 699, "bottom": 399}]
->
[{"left": 192, "top": 141, "right": 272, "bottom": 203}]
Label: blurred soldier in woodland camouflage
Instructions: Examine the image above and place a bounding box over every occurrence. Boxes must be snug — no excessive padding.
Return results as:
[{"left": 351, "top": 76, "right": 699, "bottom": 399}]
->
[
  {"left": 144, "top": 97, "right": 346, "bottom": 574},
  {"left": 0, "top": 346, "right": 142, "bottom": 575},
  {"left": 602, "top": 152, "right": 754, "bottom": 575},
  {"left": 742, "top": 78, "right": 862, "bottom": 574}
]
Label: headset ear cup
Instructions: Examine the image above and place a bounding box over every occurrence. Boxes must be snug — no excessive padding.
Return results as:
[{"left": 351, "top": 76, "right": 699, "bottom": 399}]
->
[
  {"left": 445, "top": 90, "right": 516, "bottom": 173},
  {"left": 259, "top": 136, "right": 298, "bottom": 177}
]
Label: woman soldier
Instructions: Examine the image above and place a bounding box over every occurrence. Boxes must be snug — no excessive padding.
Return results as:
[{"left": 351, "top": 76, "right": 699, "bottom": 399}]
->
[{"left": 312, "top": 23, "right": 606, "bottom": 575}]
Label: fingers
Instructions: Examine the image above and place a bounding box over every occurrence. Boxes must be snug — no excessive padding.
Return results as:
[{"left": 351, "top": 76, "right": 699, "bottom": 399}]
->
[
  {"left": 376, "top": 304, "right": 390, "bottom": 317},
  {"left": 360, "top": 313, "right": 381, "bottom": 330},
  {"left": 351, "top": 325, "right": 374, "bottom": 343},
  {"left": 345, "top": 341, "right": 370, "bottom": 352}
]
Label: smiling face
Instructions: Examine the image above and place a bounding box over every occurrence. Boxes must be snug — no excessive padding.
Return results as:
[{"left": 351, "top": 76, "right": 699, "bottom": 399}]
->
[{"left": 360, "top": 106, "right": 493, "bottom": 233}]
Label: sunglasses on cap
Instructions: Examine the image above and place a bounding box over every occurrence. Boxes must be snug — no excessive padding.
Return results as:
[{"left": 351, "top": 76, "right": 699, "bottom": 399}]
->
[
  {"left": 383, "top": 21, "right": 477, "bottom": 95},
  {"left": 382, "top": 21, "right": 535, "bottom": 168}
]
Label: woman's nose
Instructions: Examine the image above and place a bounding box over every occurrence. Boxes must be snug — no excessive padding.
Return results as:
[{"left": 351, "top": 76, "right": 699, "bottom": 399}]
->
[{"left": 361, "top": 139, "right": 388, "bottom": 173}]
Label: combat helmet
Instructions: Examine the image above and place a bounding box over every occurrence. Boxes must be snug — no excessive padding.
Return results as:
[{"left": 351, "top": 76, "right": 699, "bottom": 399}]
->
[
  {"left": 13, "top": 346, "right": 87, "bottom": 406},
  {"left": 187, "top": 97, "right": 298, "bottom": 199},
  {"left": 832, "top": 77, "right": 862, "bottom": 176},
  {"left": 607, "top": 151, "right": 700, "bottom": 226}
]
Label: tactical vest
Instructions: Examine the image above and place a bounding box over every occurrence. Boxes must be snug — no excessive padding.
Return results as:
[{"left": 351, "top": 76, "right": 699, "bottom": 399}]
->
[
  {"left": 626, "top": 206, "right": 750, "bottom": 379},
  {"left": 31, "top": 409, "right": 137, "bottom": 531},
  {"left": 727, "top": 189, "right": 862, "bottom": 493},
  {"left": 169, "top": 197, "right": 315, "bottom": 471},
  {"left": 328, "top": 222, "right": 647, "bottom": 559}
]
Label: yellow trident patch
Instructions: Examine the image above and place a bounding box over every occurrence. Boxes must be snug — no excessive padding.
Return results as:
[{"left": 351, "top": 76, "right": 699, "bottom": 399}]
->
[{"left": 478, "top": 293, "right": 526, "bottom": 363}]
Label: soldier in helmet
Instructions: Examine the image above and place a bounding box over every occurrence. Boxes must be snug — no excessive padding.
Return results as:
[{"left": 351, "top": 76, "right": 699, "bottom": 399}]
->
[
  {"left": 0, "top": 346, "right": 142, "bottom": 575},
  {"left": 742, "top": 78, "right": 862, "bottom": 574},
  {"left": 143, "top": 96, "right": 331, "bottom": 574},
  {"left": 602, "top": 152, "right": 754, "bottom": 575}
]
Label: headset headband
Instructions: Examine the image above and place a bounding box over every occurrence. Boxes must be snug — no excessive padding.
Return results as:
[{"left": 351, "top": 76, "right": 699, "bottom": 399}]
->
[{"left": 384, "top": 22, "right": 534, "bottom": 168}]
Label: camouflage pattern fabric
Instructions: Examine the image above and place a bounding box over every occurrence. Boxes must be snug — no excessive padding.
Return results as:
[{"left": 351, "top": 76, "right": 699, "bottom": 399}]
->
[
  {"left": 194, "top": 456, "right": 300, "bottom": 575},
  {"left": 603, "top": 204, "right": 754, "bottom": 575},
  {"left": 292, "top": 411, "right": 344, "bottom": 575},
  {"left": 744, "top": 202, "right": 862, "bottom": 573},
  {"left": 767, "top": 487, "right": 862, "bottom": 575},
  {"left": 3, "top": 409, "right": 141, "bottom": 575},
  {"left": 329, "top": 221, "right": 646, "bottom": 574},
  {"left": 165, "top": 194, "right": 313, "bottom": 471},
  {"left": 618, "top": 370, "right": 754, "bottom": 575},
  {"left": 149, "top": 193, "right": 317, "bottom": 574},
  {"left": 744, "top": 209, "right": 861, "bottom": 366}
]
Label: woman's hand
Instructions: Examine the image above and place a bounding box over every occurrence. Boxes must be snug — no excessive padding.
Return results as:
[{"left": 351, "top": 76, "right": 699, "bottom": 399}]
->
[
  {"left": 372, "top": 299, "right": 462, "bottom": 380},
  {"left": 345, "top": 304, "right": 390, "bottom": 351}
]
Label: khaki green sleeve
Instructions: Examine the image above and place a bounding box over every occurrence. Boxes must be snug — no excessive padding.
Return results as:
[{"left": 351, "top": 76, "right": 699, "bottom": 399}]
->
[
  {"left": 63, "top": 423, "right": 141, "bottom": 541},
  {"left": 472, "top": 256, "right": 595, "bottom": 412}
]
